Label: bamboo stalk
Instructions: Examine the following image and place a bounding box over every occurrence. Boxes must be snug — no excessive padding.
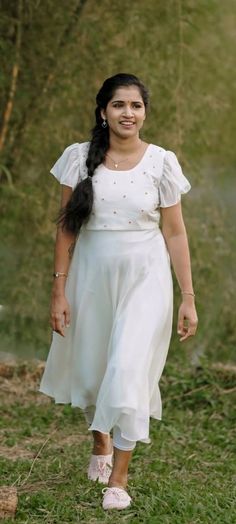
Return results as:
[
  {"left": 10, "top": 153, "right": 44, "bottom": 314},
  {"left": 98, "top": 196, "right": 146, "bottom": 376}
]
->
[
  {"left": 0, "top": 0, "right": 22, "bottom": 152},
  {"left": 175, "top": 0, "right": 184, "bottom": 155}
]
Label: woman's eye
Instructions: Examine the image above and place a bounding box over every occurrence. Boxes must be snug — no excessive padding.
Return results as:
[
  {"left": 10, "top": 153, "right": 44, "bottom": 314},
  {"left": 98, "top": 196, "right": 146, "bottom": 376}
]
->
[{"left": 113, "top": 103, "right": 142, "bottom": 108}]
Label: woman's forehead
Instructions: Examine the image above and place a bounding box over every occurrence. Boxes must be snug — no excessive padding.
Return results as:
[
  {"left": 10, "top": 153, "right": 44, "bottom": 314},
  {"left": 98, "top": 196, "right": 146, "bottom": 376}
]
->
[{"left": 110, "top": 86, "right": 143, "bottom": 102}]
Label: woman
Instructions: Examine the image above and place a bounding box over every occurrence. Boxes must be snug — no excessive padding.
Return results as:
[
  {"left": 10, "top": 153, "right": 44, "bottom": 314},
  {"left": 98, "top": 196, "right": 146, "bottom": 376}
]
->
[{"left": 39, "top": 73, "right": 198, "bottom": 511}]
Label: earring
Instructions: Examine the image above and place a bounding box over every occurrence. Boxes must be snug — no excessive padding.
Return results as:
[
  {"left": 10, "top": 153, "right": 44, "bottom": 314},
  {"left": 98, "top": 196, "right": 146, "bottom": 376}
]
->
[{"left": 101, "top": 119, "right": 107, "bottom": 128}]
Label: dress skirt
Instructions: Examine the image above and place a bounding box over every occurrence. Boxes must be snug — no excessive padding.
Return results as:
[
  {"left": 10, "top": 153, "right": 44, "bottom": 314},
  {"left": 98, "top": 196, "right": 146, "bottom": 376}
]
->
[{"left": 39, "top": 226, "right": 173, "bottom": 444}]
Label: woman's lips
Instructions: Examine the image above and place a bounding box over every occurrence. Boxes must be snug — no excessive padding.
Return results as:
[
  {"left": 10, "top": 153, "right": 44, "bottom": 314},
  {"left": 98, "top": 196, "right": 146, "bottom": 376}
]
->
[{"left": 119, "top": 122, "right": 135, "bottom": 127}]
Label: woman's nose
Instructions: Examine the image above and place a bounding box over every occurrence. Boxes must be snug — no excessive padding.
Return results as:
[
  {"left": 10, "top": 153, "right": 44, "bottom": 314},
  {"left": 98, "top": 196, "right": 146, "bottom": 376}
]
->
[{"left": 122, "top": 106, "right": 134, "bottom": 117}]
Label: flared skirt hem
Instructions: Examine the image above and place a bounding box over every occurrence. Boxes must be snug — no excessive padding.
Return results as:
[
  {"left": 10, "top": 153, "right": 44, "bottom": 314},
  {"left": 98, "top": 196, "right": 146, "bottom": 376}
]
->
[{"left": 39, "top": 386, "right": 162, "bottom": 444}]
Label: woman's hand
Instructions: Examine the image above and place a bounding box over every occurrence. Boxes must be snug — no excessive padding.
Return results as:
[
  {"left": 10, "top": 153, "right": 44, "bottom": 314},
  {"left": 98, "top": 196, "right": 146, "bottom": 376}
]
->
[
  {"left": 50, "top": 292, "right": 71, "bottom": 337},
  {"left": 177, "top": 296, "right": 198, "bottom": 342}
]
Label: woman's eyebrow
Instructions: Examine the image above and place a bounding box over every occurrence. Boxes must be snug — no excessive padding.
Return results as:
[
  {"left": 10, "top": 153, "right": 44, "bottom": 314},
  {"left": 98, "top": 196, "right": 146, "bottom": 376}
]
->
[{"left": 111, "top": 100, "right": 143, "bottom": 103}]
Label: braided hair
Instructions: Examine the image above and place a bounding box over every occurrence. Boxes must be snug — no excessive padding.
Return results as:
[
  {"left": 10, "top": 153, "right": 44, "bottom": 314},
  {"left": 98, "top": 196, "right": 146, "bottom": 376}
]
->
[{"left": 57, "top": 73, "right": 149, "bottom": 235}]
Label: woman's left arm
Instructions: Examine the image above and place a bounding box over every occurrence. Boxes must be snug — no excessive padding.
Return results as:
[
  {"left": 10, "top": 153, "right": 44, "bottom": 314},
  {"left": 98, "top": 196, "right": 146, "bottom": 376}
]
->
[{"left": 161, "top": 201, "right": 198, "bottom": 342}]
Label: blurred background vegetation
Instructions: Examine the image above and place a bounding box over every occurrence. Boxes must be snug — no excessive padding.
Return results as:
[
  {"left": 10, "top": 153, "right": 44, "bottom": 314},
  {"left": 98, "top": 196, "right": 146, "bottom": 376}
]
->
[{"left": 0, "top": 0, "right": 235, "bottom": 362}]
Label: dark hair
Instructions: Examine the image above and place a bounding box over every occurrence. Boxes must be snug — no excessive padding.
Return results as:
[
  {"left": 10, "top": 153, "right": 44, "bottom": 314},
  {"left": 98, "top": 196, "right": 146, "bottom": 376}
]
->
[{"left": 57, "top": 73, "right": 149, "bottom": 235}]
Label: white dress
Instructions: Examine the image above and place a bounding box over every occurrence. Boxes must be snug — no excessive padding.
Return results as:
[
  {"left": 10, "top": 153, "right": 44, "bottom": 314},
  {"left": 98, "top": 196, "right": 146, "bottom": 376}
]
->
[{"left": 39, "top": 141, "right": 191, "bottom": 445}]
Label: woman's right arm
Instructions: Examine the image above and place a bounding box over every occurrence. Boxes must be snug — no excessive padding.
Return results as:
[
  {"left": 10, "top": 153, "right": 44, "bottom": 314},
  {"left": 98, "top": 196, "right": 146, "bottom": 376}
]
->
[{"left": 50, "top": 185, "right": 77, "bottom": 337}]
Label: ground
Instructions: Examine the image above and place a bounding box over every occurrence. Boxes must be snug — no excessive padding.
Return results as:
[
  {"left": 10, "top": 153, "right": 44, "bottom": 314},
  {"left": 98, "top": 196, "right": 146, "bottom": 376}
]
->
[{"left": 0, "top": 359, "right": 235, "bottom": 523}]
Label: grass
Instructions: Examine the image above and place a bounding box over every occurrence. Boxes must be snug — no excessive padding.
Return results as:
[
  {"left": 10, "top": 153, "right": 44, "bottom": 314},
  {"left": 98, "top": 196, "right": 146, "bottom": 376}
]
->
[{"left": 0, "top": 360, "right": 235, "bottom": 523}]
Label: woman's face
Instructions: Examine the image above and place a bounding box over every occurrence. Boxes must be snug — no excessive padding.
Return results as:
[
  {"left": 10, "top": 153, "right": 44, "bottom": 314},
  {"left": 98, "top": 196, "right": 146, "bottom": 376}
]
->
[{"left": 101, "top": 86, "right": 146, "bottom": 139}]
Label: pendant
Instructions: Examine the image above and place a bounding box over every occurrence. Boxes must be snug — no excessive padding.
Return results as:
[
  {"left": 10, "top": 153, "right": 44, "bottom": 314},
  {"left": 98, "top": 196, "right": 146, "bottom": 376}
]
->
[{"left": 115, "top": 163, "right": 118, "bottom": 168}]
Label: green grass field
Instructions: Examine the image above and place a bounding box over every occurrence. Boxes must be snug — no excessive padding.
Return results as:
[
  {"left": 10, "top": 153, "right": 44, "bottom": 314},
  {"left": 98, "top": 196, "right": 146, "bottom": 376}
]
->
[{"left": 0, "top": 360, "right": 235, "bottom": 523}]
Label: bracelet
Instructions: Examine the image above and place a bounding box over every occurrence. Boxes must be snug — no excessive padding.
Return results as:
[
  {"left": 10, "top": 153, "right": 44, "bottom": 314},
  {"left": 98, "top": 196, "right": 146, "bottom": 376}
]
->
[
  {"left": 53, "top": 272, "right": 68, "bottom": 278},
  {"left": 181, "top": 291, "right": 195, "bottom": 297}
]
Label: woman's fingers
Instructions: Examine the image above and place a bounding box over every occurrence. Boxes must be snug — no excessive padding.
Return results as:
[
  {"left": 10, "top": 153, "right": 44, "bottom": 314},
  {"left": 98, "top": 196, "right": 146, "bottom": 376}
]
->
[
  {"left": 57, "top": 315, "right": 66, "bottom": 337},
  {"left": 179, "top": 317, "right": 198, "bottom": 342},
  {"left": 179, "top": 328, "right": 193, "bottom": 342},
  {"left": 177, "top": 301, "right": 198, "bottom": 342},
  {"left": 50, "top": 309, "right": 71, "bottom": 337},
  {"left": 177, "top": 310, "right": 185, "bottom": 336},
  {"left": 50, "top": 312, "right": 63, "bottom": 336},
  {"left": 65, "top": 308, "right": 70, "bottom": 328},
  {"left": 52, "top": 313, "right": 65, "bottom": 337}
]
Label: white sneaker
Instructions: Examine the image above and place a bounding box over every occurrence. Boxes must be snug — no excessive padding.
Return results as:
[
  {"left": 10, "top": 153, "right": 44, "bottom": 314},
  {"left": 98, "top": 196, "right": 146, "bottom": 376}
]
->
[
  {"left": 87, "top": 453, "right": 113, "bottom": 484},
  {"left": 102, "top": 486, "right": 132, "bottom": 510}
]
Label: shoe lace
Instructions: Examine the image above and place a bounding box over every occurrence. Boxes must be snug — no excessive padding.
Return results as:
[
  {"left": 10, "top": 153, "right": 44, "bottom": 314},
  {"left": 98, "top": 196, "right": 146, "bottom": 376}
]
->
[{"left": 102, "top": 487, "right": 126, "bottom": 499}]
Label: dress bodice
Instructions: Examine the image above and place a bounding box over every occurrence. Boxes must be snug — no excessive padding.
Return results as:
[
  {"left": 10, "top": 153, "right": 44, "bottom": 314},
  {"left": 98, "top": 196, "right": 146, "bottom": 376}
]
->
[{"left": 50, "top": 141, "right": 191, "bottom": 231}]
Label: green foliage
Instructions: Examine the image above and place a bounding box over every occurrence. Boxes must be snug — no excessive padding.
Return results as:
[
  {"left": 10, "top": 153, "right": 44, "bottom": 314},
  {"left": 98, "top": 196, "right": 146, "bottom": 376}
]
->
[{"left": 0, "top": 0, "right": 235, "bottom": 360}]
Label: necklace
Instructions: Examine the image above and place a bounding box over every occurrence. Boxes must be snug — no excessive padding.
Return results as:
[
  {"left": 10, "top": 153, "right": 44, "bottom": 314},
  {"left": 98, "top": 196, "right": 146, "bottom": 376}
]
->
[{"left": 105, "top": 140, "right": 144, "bottom": 169}]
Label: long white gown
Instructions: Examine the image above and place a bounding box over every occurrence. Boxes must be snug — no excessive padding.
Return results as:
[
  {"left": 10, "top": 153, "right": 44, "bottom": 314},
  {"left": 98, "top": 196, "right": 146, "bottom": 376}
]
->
[{"left": 39, "top": 141, "right": 191, "bottom": 445}]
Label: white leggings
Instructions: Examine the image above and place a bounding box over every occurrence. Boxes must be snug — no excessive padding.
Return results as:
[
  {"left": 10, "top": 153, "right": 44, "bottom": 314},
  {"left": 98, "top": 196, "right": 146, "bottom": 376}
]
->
[{"left": 83, "top": 406, "right": 136, "bottom": 451}]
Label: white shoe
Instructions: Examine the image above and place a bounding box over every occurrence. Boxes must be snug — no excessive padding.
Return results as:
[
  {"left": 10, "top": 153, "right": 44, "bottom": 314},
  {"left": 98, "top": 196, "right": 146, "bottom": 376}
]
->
[
  {"left": 102, "top": 486, "right": 132, "bottom": 510},
  {"left": 87, "top": 452, "right": 113, "bottom": 484}
]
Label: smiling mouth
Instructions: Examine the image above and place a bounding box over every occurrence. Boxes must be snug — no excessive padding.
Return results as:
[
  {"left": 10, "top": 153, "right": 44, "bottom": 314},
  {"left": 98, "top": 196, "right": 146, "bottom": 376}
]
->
[{"left": 119, "top": 122, "right": 135, "bottom": 126}]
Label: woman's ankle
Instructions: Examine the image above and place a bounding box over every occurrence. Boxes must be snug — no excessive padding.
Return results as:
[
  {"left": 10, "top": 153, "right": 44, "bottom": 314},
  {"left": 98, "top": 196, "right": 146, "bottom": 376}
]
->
[
  {"left": 92, "top": 444, "right": 113, "bottom": 455},
  {"left": 92, "top": 432, "right": 113, "bottom": 455},
  {"left": 108, "top": 473, "right": 128, "bottom": 489}
]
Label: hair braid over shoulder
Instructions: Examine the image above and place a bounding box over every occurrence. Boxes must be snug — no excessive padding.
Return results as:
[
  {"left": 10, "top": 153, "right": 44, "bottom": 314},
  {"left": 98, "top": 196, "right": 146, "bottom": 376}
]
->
[{"left": 86, "top": 107, "right": 109, "bottom": 177}]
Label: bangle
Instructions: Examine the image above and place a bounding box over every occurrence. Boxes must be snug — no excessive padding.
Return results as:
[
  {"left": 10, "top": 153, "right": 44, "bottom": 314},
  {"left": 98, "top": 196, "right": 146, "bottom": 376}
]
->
[
  {"left": 53, "top": 272, "right": 68, "bottom": 278},
  {"left": 181, "top": 291, "right": 195, "bottom": 297}
]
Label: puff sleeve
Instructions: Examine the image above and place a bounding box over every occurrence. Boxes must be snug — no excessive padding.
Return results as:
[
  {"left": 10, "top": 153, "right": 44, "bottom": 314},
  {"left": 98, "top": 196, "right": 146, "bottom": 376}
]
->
[
  {"left": 50, "top": 143, "right": 81, "bottom": 190},
  {"left": 158, "top": 150, "right": 191, "bottom": 207}
]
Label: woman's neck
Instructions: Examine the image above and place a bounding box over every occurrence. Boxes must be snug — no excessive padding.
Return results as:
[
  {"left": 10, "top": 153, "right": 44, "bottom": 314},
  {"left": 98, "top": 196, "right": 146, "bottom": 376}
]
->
[{"left": 108, "top": 134, "right": 143, "bottom": 155}]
